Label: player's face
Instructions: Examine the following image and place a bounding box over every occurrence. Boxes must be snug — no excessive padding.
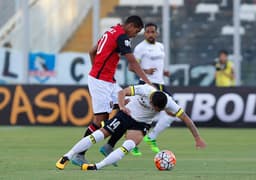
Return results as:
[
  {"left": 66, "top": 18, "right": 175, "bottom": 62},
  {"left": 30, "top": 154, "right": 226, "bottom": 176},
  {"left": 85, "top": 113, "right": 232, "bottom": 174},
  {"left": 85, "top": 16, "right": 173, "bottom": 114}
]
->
[
  {"left": 152, "top": 105, "right": 162, "bottom": 112},
  {"left": 126, "top": 24, "right": 142, "bottom": 38},
  {"left": 144, "top": 26, "right": 157, "bottom": 44}
]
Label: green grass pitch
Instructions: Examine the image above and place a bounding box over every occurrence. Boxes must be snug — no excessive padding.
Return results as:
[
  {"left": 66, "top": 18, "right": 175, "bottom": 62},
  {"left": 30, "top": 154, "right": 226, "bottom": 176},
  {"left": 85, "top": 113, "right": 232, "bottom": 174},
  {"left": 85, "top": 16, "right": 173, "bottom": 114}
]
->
[{"left": 0, "top": 127, "right": 255, "bottom": 180}]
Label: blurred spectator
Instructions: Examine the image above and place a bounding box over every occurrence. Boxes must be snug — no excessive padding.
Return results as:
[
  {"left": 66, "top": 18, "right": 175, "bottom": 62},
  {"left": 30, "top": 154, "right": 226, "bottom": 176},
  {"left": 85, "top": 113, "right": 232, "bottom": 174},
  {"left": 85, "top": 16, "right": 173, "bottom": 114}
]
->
[{"left": 214, "top": 50, "right": 235, "bottom": 87}]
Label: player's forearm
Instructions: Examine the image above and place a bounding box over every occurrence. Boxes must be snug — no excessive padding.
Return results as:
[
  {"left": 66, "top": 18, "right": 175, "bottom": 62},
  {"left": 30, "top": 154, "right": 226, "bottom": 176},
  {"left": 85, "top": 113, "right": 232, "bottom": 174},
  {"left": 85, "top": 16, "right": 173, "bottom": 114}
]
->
[
  {"left": 117, "top": 87, "right": 132, "bottom": 115},
  {"left": 143, "top": 69, "right": 150, "bottom": 74},
  {"left": 118, "top": 90, "right": 126, "bottom": 110},
  {"left": 126, "top": 54, "right": 152, "bottom": 84},
  {"left": 180, "top": 113, "right": 200, "bottom": 140},
  {"left": 130, "top": 62, "right": 151, "bottom": 84}
]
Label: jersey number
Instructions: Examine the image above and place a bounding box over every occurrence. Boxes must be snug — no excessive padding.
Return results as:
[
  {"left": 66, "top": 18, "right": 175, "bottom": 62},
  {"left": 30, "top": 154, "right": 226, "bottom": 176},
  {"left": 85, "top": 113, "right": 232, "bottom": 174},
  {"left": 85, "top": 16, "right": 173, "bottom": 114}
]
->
[
  {"left": 97, "top": 34, "right": 108, "bottom": 54},
  {"left": 109, "top": 118, "right": 120, "bottom": 130}
]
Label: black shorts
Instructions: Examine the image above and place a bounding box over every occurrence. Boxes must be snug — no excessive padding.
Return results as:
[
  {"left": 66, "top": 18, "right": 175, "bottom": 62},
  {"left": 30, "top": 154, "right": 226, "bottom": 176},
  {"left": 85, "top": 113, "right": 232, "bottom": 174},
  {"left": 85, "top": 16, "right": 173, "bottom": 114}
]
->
[
  {"left": 103, "top": 111, "right": 151, "bottom": 137},
  {"left": 138, "top": 80, "right": 172, "bottom": 96}
]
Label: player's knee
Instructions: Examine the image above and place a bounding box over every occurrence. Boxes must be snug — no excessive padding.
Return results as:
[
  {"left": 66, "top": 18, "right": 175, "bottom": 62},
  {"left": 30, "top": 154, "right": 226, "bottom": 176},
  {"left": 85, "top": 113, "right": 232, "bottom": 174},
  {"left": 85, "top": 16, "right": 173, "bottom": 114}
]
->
[
  {"left": 90, "top": 130, "right": 105, "bottom": 143},
  {"left": 121, "top": 139, "right": 136, "bottom": 153}
]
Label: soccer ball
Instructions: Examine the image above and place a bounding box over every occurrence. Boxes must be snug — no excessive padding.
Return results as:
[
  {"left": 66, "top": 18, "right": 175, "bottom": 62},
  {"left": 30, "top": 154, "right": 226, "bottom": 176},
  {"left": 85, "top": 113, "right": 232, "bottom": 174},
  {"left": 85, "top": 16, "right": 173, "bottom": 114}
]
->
[{"left": 154, "top": 150, "right": 176, "bottom": 171}]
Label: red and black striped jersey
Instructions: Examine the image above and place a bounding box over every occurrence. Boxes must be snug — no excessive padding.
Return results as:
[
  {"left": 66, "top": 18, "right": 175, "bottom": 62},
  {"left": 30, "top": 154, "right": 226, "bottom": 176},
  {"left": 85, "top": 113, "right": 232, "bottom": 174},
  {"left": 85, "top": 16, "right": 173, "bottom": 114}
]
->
[{"left": 89, "top": 24, "right": 132, "bottom": 82}]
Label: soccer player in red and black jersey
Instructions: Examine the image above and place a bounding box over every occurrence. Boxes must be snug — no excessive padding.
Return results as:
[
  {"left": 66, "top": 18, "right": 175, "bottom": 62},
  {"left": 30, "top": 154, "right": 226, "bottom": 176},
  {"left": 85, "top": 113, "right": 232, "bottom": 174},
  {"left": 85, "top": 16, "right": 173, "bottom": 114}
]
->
[{"left": 70, "top": 15, "right": 152, "bottom": 166}]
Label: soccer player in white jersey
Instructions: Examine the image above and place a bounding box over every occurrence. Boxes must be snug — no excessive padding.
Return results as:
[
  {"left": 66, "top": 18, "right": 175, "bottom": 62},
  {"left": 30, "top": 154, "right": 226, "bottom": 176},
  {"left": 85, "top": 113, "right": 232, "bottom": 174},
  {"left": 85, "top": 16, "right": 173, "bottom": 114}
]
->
[
  {"left": 56, "top": 84, "right": 206, "bottom": 171},
  {"left": 131, "top": 22, "right": 176, "bottom": 155}
]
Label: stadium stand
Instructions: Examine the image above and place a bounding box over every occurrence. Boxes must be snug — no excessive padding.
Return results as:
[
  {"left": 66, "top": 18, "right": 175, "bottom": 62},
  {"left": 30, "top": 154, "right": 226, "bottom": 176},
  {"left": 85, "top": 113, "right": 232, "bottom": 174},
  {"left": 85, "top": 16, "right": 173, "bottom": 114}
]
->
[
  {"left": 0, "top": 1, "right": 15, "bottom": 29},
  {"left": 0, "top": 0, "right": 255, "bottom": 85},
  {"left": 105, "top": 0, "right": 256, "bottom": 85},
  {"left": 62, "top": 0, "right": 119, "bottom": 52},
  {"left": 0, "top": 0, "right": 93, "bottom": 52},
  {"left": 100, "top": 17, "right": 122, "bottom": 35}
]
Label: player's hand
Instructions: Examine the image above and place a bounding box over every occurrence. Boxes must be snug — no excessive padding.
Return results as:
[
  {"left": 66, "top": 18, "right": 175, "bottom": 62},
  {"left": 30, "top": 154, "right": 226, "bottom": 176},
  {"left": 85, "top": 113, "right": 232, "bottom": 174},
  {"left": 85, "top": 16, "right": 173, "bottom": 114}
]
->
[
  {"left": 195, "top": 136, "right": 206, "bottom": 149},
  {"left": 145, "top": 68, "right": 157, "bottom": 75},
  {"left": 120, "top": 107, "right": 131, "bottom": 116},
  {"left": 124, "top": 98, "right": 130, "bottom": 105}
]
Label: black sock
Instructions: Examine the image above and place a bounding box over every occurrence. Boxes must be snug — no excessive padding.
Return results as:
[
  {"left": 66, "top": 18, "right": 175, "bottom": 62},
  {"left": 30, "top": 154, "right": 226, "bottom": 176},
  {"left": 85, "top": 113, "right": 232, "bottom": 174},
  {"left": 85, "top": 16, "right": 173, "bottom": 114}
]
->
[{"left": 79, "top": 122, "right": 101, "bottom": 156}]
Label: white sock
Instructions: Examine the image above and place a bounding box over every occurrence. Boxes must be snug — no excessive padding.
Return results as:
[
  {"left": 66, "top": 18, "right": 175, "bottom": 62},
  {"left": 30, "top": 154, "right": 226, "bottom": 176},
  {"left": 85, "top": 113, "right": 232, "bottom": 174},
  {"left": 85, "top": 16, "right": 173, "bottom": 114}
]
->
[
  {"left": 64, "top": 130, "right": 104, "bottom": 159},
  {"left": 148, "top": 111, "right": 175, "bottom": 140},
  {"left": 96, "top": 139, "right": 135, "bottom": 169}
]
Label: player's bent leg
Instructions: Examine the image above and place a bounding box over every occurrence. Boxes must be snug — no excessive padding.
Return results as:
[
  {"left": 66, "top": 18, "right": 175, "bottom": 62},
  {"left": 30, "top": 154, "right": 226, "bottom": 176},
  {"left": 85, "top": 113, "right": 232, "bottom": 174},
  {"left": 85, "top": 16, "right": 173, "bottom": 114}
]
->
[
  {"left": 127, "top": 130, "right": 144, "bottom": 156},
  {"left": 72, "top": 122, "right": 103, "bottom": 166},
  {"left": 99, "top": 124, "right": 124, "bottom": 166},
  {"left": 71, "top": 154, "right": 88, "bottom": 167},
  {"left": 56, "top": 129, "right": 109, "bottom": 169},
  {"left": 81, "top": 113, "right": 109, "bottom": 141},
  {"left": 100, "top": 144, "right": 114, "bottom": 157},
  {"left": 129, "top": 121, "right": 150, "bottom": 156},
  {"left": 76, "top": 113, "right": 109, "bottom": 164},
  {"left": 99, "top": 144, "right": 119, "bottom": 167},
  {"left": 145, "top": 112, "right": 175, "bottom": 153},
  {"left": 149, "top": 111, "right": 173, "bottom": 140},
  {"left": 82, "top": 139, "right": 136, "bottom": 171},
  {"left": 99, "top": 115, "right": 127, "bottom": 167}
]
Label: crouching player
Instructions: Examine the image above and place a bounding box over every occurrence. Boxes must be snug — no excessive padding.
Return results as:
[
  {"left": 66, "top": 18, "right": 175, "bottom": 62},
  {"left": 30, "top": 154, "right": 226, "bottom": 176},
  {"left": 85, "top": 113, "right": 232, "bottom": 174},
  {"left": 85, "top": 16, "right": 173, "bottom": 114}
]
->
[{"left": 56, "top": 84, "right": 206, "bottom": 170}]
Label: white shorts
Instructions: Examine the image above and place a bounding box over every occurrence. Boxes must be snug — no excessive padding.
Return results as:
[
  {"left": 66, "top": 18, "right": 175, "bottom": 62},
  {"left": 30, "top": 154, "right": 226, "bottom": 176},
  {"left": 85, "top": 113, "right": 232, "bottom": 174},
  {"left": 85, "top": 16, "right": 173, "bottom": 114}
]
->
[{"left": 88, "top": 75, "right": 122, "bottom": 114}]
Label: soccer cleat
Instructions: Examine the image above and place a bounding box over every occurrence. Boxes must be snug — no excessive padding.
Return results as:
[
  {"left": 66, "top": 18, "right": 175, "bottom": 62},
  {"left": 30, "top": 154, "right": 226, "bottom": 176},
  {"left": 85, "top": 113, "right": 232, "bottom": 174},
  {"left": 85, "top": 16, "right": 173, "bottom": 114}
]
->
[
  {"left": 131, "top": 147, "right": 142, "bottom": 156},
  {"left": 150, "top": 140, "right": 160, "bottom": 153},
  {"left": 99, "top": 145, "right": 118, "bottom": 167},
  {"left": 81, "top": 163, "right": 97, "bottom": 171},
  {"left": 56, "top": 156, "right": 69, "bottom": 170},
  {"left": 143, "top": 135, "right": 160, "bottom": 153},
  {"left": 143, "top": 135, "right": 152, "bottom": 144},
  {"left": 71, "top": 154, "right": 88, "bottom": 167}
]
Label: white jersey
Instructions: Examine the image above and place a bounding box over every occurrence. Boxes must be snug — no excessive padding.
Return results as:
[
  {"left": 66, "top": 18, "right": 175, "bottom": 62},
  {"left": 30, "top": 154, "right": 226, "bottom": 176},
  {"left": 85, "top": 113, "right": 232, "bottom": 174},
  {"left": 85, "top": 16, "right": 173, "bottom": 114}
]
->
[
  {"left": 125, "top": 84, "right": 182, "bottom": 124},
  {"left": 134, "top": 40, "right": 165, "bottom": 84}
]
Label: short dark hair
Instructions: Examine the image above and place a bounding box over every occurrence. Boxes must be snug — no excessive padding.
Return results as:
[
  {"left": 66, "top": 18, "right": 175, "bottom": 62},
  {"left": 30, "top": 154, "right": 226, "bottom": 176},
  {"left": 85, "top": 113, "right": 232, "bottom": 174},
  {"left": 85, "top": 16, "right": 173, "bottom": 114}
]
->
[
  {"left": 218, "top": 49, "right": 228, "bottom": 56},
  {"left": 125, "top": 15, "right": 143, "bottom": 28},
  {"left": 151, "top": 91, "right": 167, "bottom": 110},
  {"left": 145, "top": 23, "right": 158, "bottom": 30}
]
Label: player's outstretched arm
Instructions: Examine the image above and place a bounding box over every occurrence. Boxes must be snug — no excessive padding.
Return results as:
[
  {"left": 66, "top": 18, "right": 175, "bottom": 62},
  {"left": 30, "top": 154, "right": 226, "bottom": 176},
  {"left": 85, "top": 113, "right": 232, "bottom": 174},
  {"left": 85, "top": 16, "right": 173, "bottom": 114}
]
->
[
  {"left": 125, "top": 53, "right": 152, "bottom": 85},
  {"left": 178, "top": 112, "right": 206, "bottom": 149}
]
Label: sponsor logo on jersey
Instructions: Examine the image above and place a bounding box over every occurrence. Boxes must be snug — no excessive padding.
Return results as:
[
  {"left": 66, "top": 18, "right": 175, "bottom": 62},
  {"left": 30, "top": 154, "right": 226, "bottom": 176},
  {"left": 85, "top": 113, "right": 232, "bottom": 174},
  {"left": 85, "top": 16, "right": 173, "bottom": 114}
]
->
[{"left": 124, "top": 40, "right": 131, "bottom": 47}]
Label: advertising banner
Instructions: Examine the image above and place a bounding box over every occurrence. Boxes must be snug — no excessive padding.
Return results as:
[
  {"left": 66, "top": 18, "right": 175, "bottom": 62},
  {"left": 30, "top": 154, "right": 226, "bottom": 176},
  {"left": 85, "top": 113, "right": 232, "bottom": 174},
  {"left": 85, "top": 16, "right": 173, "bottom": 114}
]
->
[
  {"left": 0, "top": 49, "right": 218, "bottom": 86},
  {"left": 0, "top": 85, "right": 93, "bottom": 126},
  {"left": 0, "top": 48, "right": 25, "bottom": 84},
  {"left": 56, "top": 52, "right": 91, "bottom": 84},
  {"left": 0, "top": 85, "right": 255, "bottom": 127},
  {"left": 171, "top": 86, "right": 256, "bottom": 127}
]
